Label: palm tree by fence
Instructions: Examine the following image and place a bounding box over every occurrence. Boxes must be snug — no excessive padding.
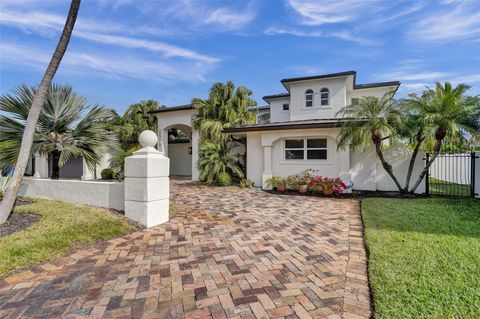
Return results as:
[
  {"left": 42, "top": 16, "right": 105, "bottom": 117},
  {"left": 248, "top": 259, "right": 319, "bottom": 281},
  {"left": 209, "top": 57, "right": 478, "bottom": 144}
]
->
[
  {"left": 409, "top": 82, "right": 480, "bottom": 193},
  {"left": 336, "top": 92, "right": 405, "bottom": 192},
  {"left": 0, "top": 84, "right": 118, "bottom": 180},
  {"left": 0, "top": 0, "right": 81, "bottom": 224},
  {"left": 192, "top": 81, "right": 256, "bottom": 185}
]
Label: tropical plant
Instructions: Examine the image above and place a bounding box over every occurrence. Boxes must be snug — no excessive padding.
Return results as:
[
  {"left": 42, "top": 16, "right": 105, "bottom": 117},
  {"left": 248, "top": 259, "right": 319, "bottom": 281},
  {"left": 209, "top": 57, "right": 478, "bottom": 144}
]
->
[
  {"left": 239, "top": 178, "right": 254, "bottom": 188},
  {"left": 197, "top": 140, "right": 245, "bottom": 185},
  {"left": 192, "top": 81, "right": 256, "bottom": 184},
  {"left": 101, "top": 168, "right": 115, "bottom": 180},
  {"left": 265, "top": 176, "right": 286, "bottom": 188},
  {"left": 409, "top": 82, "right": 480, "bottom": 193},
  {"left": 0, "top": 84, "right": 118, "bottom": 180},
  {"left": 337, "top": 92, "right": 405, "bottom": 192},
  {"left": 286, "top": 175, "right": 300, "bottom": 189},
  {"left": 0, "top": 0, "right": 80, "bottom": 225}
]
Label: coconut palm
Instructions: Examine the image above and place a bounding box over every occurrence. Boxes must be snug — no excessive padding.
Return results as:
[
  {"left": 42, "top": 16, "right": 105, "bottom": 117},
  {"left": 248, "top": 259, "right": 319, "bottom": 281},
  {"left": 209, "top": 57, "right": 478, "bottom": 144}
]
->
[
  {"left": 409, "top": 82, "right": 480, "bottom": 193},
  {"left": 192, "top": 81, "right": 256, "bottom": 184},
  {"left": 0, "top": 0, "right": 80, "bottom": 224},
  {"left": 336, "top": 92, "right": 405, "bottom": 192},
  {"left": 0, "top": 84, "right": 118, "bottom": 180}
]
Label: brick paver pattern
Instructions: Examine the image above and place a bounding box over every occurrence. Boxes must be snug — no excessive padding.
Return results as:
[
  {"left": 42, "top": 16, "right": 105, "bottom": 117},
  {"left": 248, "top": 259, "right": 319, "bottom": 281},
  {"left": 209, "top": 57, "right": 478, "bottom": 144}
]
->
[{"left": 0, "top": 180, "right": 371, "bottom": 318}]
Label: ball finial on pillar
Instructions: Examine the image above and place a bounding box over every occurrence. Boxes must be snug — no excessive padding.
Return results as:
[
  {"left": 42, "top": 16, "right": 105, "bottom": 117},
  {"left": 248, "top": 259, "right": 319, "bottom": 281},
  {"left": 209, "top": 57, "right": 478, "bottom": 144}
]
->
[{"left": 139, "top": 130, "right": 158, "bottom": 148}]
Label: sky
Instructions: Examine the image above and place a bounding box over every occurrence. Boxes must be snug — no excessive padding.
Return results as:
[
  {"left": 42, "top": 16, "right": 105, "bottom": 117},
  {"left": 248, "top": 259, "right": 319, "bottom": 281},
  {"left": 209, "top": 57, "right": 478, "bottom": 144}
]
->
[{"left": 1, "top": 0, "right": 479, "bottom": 114}]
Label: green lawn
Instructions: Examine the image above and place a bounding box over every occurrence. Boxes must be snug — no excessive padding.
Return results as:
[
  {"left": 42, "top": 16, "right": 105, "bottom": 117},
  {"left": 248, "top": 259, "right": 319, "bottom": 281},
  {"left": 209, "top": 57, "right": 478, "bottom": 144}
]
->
[
  {"left": 362, "top": 197, "right": 480, "bottom": 319},
  {"left": 0, "top": 199, "right": 137, "bottom": 275},
  {"left": 429, "top": 177, "right": 471, "bottom": 196}
]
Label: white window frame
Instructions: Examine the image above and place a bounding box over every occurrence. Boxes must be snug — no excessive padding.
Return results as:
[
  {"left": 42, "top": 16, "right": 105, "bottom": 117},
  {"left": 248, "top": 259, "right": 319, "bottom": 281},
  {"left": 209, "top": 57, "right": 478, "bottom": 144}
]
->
[
  {"left": 284, "top": 138, "right": 328, "bottom": 161},
  {"left": 305, "top": 89, "right": 314, "bottom": 108},
  {"left": 320, "top": 88, "right": 329, "bottom": 106}
]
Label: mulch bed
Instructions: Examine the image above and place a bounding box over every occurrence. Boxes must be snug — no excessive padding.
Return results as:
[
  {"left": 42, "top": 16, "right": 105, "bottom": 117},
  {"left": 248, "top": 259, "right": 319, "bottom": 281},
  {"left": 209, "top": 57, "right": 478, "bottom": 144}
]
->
[{"left": 0, "top": 213, "right": 41, "bottom": 237}]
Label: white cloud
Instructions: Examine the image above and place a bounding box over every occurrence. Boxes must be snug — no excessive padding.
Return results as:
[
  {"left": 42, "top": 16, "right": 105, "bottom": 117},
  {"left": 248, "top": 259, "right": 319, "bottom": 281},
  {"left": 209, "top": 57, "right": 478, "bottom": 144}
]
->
[
  {"left": 0, "top": 42, "right": 214, "bottom": 83},
  {"left": 0, "top": 9, "right": 218, "bottom": 63},
  {"left": 407, "top": 3, "right": 480, "bottom": 42},
  {"left": 204, "top": 6, "right": 256, "bottom": 30},
  {"left": 264, "top": 27, "right": 377, "bottom": 45},
  {"left": 286, "top": 0, "right": 382, "bottom": 26}
]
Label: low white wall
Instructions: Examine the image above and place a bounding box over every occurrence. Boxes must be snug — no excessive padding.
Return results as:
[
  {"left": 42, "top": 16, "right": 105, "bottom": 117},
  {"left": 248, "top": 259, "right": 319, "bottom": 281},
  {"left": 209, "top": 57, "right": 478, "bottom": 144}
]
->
[{"left": 18, "top": 178, "right": 124, "bottom": 210}]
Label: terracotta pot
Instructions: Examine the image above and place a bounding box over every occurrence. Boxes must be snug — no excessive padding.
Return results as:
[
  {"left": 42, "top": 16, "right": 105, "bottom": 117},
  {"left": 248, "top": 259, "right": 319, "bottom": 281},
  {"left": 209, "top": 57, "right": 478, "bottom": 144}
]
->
[
  {"left": 277, "top": 183, "right": 286, "bottom": 192},
  {"left": 322, "top": 186, "right": 333, "bottom": 196},
  {"left": 298, "top": 184, "right": 308, "bottom": 193}
]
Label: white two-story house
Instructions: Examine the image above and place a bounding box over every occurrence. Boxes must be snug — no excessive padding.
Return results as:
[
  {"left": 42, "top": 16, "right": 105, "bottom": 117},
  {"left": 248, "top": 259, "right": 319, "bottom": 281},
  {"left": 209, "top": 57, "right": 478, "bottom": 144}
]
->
[{"left": 151, "top": 71, "right": 425, "bottom": 192}]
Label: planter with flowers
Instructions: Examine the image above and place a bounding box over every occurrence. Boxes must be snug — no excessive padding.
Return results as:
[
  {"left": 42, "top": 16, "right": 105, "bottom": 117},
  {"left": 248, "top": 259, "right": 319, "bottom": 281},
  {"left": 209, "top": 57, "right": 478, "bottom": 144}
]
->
[
  {"left": 266, "top": 176, "right": 287, "bottom": 192},
  {"left": 309, "top": 176, "right": 347, "bottom": 196},
  {"left": 288, "top": 169, "right": 315, "bottom": 194}
]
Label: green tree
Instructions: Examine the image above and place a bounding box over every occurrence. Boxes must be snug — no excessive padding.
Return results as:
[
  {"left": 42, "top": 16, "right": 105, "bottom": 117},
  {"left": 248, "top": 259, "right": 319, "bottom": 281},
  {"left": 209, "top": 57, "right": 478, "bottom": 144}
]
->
[
  {"left": 409, "top": 82, "right": 480, "bottom": 193},
  {"left": 0, "top": 0, "right": 80, "bottom": 224},
  {"left": 0, "top": 84, "right": 118, "bottom": 180},
  {"left": 336, "top": 92, "right": 405, "bottom": 192},
  {"left": 192, "top": 81, "right": 256, "bottom": 184}
]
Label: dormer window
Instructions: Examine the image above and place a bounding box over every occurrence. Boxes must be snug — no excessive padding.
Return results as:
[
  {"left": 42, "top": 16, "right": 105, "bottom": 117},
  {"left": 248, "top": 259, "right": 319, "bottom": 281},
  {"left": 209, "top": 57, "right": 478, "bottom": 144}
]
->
[
  {"left": 320, "top": 88, "right": 329, "bottom": 106},
  {"left": 305, "top": 89, "right": 313, "bottom": 107}
]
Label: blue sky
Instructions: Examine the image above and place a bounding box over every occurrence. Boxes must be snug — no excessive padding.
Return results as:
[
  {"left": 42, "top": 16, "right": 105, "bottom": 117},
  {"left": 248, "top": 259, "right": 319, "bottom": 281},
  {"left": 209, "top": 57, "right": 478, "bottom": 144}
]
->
[{"left": 1, "top": 0, "right": 479, "bottom": 113}]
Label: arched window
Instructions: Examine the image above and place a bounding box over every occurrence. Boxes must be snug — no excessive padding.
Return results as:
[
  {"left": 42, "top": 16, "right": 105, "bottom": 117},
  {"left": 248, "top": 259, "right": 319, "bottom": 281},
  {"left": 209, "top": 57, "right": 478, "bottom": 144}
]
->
[
  {"left": 305, "top": 89, "right": 313, "bottom": 107},
  {"left": 320, "top": 88, "right": 329, "bottom": 106}
]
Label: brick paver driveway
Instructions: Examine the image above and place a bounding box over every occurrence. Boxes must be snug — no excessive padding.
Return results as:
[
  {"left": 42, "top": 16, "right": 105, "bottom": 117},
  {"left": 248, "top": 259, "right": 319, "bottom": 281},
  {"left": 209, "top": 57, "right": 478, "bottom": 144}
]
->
[{"left": 0, "top": 180, "right": 370, "bottom": 319}]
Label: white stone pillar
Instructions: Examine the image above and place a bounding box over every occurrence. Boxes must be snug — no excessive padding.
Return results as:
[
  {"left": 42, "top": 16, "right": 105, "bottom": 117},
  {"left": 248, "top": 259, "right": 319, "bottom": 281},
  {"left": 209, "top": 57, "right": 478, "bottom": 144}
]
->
[
  {"left": 262, "top": 145, "right": 273, "bottom": 190},
  {"left": 124, "top": 130, "right": 170, "bottom": 228},
  {"left": 81, "top": 158, "right": 94, "bottom": 180},
  {"left": 161, "top": 128, "right": 169, "bottom": 157},
  {"left": 34, "top": 154, "right": 48, "bottom": 178},
  {"left": 191, "top": 129, "right": 200, "bottom": 181}
]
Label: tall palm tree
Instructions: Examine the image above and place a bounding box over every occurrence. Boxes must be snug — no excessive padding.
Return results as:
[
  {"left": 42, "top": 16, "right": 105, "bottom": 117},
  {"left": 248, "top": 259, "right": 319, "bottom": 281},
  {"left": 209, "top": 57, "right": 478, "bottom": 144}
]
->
[
  {"left": 0, "top": 0, "right": 81, "bottom": 224},
  {"left": 397, "top": 93, "right": 430, "bottom": 192},
  {"left": 0, "top": 84, "right": 118, "bottom": 180},
  {"left": 336, "top": 92, "right": 405, "bottom": 192},
  {"left": 409, "top": 82, "right": 480, "bottom": 193},
  {"left": 192, "top": 81, "right": 256, "bottom": 184}
]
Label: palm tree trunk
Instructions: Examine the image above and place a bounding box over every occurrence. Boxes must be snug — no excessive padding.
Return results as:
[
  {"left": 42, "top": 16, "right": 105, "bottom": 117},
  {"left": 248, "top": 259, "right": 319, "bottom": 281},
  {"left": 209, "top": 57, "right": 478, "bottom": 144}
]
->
[
  {"left": 410, "top": 138, "right": 443, "bottom": 193},
  {"left": 0, "top": 0, "right": 81, "bottom": 224},
  {"left": 372, "top": 129, "right": 404, "bottom": 193},
  {"left": 404, "top": 129, "right": 424, "bottom": 192},
  {"left": 51, "top": 151, "right": 61, "bottom": 180}
]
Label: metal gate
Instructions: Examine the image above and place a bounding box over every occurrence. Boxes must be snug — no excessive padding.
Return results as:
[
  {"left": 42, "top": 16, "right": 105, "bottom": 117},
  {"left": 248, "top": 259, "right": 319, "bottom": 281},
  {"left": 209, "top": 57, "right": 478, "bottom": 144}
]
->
[{"left": 425, "top": 152, "right": 478, "bottom": 197}]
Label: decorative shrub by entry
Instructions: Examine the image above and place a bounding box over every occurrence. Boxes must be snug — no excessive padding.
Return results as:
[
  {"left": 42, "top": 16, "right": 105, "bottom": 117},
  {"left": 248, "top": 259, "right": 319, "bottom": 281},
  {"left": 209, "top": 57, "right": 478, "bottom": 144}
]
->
[{"left": 101, "top": 168, "right": 115, "bottom": 180}]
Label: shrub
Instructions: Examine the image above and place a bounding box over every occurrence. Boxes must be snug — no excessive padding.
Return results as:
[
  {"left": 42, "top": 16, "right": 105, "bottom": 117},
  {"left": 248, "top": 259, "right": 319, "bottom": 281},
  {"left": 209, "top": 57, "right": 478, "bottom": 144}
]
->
[
  {"left": 286, "top": 175, "right": 299, "bottom": 188},
  {"left": 101, "top": 168, "right": 115, "bottom": 180},
  {"left": 240, "top": 178, "right": 254, "bottom": 188},
  {"left": 309, "top": 176, "right": 347, "bottom": 193},
  {"left": 296, "top": 169, "right": 316, "bottom": 185},
  {"left": 265, "top": 176, "right": 285, "bottom": 188},
  {"left": 217, "top": 172, "right": 232, "bottom": 186}
]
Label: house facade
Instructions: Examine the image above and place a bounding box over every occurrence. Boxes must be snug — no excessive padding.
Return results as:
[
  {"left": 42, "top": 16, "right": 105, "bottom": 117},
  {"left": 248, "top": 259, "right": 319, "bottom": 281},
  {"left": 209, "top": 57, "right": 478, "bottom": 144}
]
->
[{"left": 152, "top": 71, "right": 425, "bottom": 193}]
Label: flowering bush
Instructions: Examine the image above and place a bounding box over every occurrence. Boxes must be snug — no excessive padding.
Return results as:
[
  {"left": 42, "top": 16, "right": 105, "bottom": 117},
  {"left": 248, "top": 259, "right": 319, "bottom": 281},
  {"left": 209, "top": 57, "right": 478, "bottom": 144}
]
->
[{"left": 309, "top": 176, "right": 347, "bottom": 194}]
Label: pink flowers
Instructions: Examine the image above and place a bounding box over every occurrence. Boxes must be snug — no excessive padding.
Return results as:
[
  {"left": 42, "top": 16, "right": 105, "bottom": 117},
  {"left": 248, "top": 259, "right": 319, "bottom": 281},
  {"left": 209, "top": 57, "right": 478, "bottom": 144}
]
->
[{"left": 309, "top": 176, "right": 347, "bottom": 194}]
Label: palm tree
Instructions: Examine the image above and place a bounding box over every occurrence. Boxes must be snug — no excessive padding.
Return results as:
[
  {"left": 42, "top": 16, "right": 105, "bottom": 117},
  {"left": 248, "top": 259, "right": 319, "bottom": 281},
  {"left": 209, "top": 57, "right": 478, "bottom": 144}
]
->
[
  {"left": 0, "top": 84, "right": 118, "bottom": 180},
  {"left": 0, "top": 0, "right": 81, "bottom": 224},
  {"left": 192, "top": 81, "right": 256, "bottom": 184},
  {"left": 409, "top": 82, "right": 480, "bottom": 193},
  {"left": 397, "top": 93, "right": 430, "bottom": 192},
  {"left": 336, "top": 92, "right": 405, "bottom": 192}
]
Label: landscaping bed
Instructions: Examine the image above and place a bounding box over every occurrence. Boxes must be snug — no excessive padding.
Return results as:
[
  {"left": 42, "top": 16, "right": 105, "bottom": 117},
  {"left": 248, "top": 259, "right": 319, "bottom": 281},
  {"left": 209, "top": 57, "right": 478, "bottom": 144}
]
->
[
  {"left": 0, "top": 198, "right": 139, "bottom": 275},
  {"left": 362, "top": 197, "right": 480, "bottom": 318}
]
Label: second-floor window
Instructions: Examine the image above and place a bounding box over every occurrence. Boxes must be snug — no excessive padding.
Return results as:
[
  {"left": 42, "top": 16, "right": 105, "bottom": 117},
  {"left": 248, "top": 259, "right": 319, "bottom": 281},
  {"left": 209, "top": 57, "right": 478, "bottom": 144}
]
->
[
  {"left": 320, "top": 88, "right": 329, "bottom": 106},
  {"left": 282, "top": 103, "right": 290, "bottom": 111},
  {"left": 305, "top": 89, "right": 313, "bottom": 107}
]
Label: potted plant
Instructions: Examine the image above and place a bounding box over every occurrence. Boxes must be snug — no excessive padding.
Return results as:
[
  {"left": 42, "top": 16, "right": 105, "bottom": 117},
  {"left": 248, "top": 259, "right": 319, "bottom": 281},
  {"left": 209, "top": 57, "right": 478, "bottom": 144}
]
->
[
  {"left": 286, "top": 175, "right": 299, "bottom": 191},
  {"left": 266, "top": 176, "right": 286, "bottom": 192},
  {"left": 320, "top": 177, "right": 347, "bottom": 196},
  {"left": 295, "top": 169, "right": 315, "bottom": 194}
]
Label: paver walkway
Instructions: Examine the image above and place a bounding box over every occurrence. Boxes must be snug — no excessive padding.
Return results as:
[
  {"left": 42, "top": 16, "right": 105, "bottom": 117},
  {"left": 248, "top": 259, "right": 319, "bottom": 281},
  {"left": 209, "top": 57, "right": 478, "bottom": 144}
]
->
[{"left": 0, "top": 180, "right": 371, "bottom": 319}]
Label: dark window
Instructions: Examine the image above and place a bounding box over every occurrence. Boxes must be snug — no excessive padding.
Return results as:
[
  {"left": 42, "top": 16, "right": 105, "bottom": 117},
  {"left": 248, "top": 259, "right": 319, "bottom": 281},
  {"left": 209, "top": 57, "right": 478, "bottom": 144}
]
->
[
  {"left": 285, "top": 138, "right": 327, "bottom": 160},
  {"left": 282, "top": 103, "right": 290, "bottom": 111},
  {"left": 320, "top": 88, "right": 329, "bottom": 106},
  {"left": 305, "top": 89, "right": 313, "bottom": 107},
  {"left": 285, "top": 139, "right": 303, "bottom": 148}
]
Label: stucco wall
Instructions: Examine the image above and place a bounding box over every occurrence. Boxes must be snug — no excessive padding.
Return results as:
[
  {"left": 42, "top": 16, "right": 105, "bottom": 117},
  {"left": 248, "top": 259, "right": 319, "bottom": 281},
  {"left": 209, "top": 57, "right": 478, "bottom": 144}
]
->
[
  {"left": 350, "top": 145, "right": 377, "bottom": 191},
  {"left": 347, "top": 86, "right": 395, "bottom": 103},
  {"left": 246, "top": 133, "right": 263, "bottom": 187},
  {"left": 288, "top": 77, "right": 347, "bottom": 121},
  {"left": 269, "top": 97, "right": 291, "bottom": 123},
  {"left": 169, "top": 143, "right": 192, "bottom": 176},
  {"left": 18, "top": 178, "right": 124, "bottom": 210}
]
